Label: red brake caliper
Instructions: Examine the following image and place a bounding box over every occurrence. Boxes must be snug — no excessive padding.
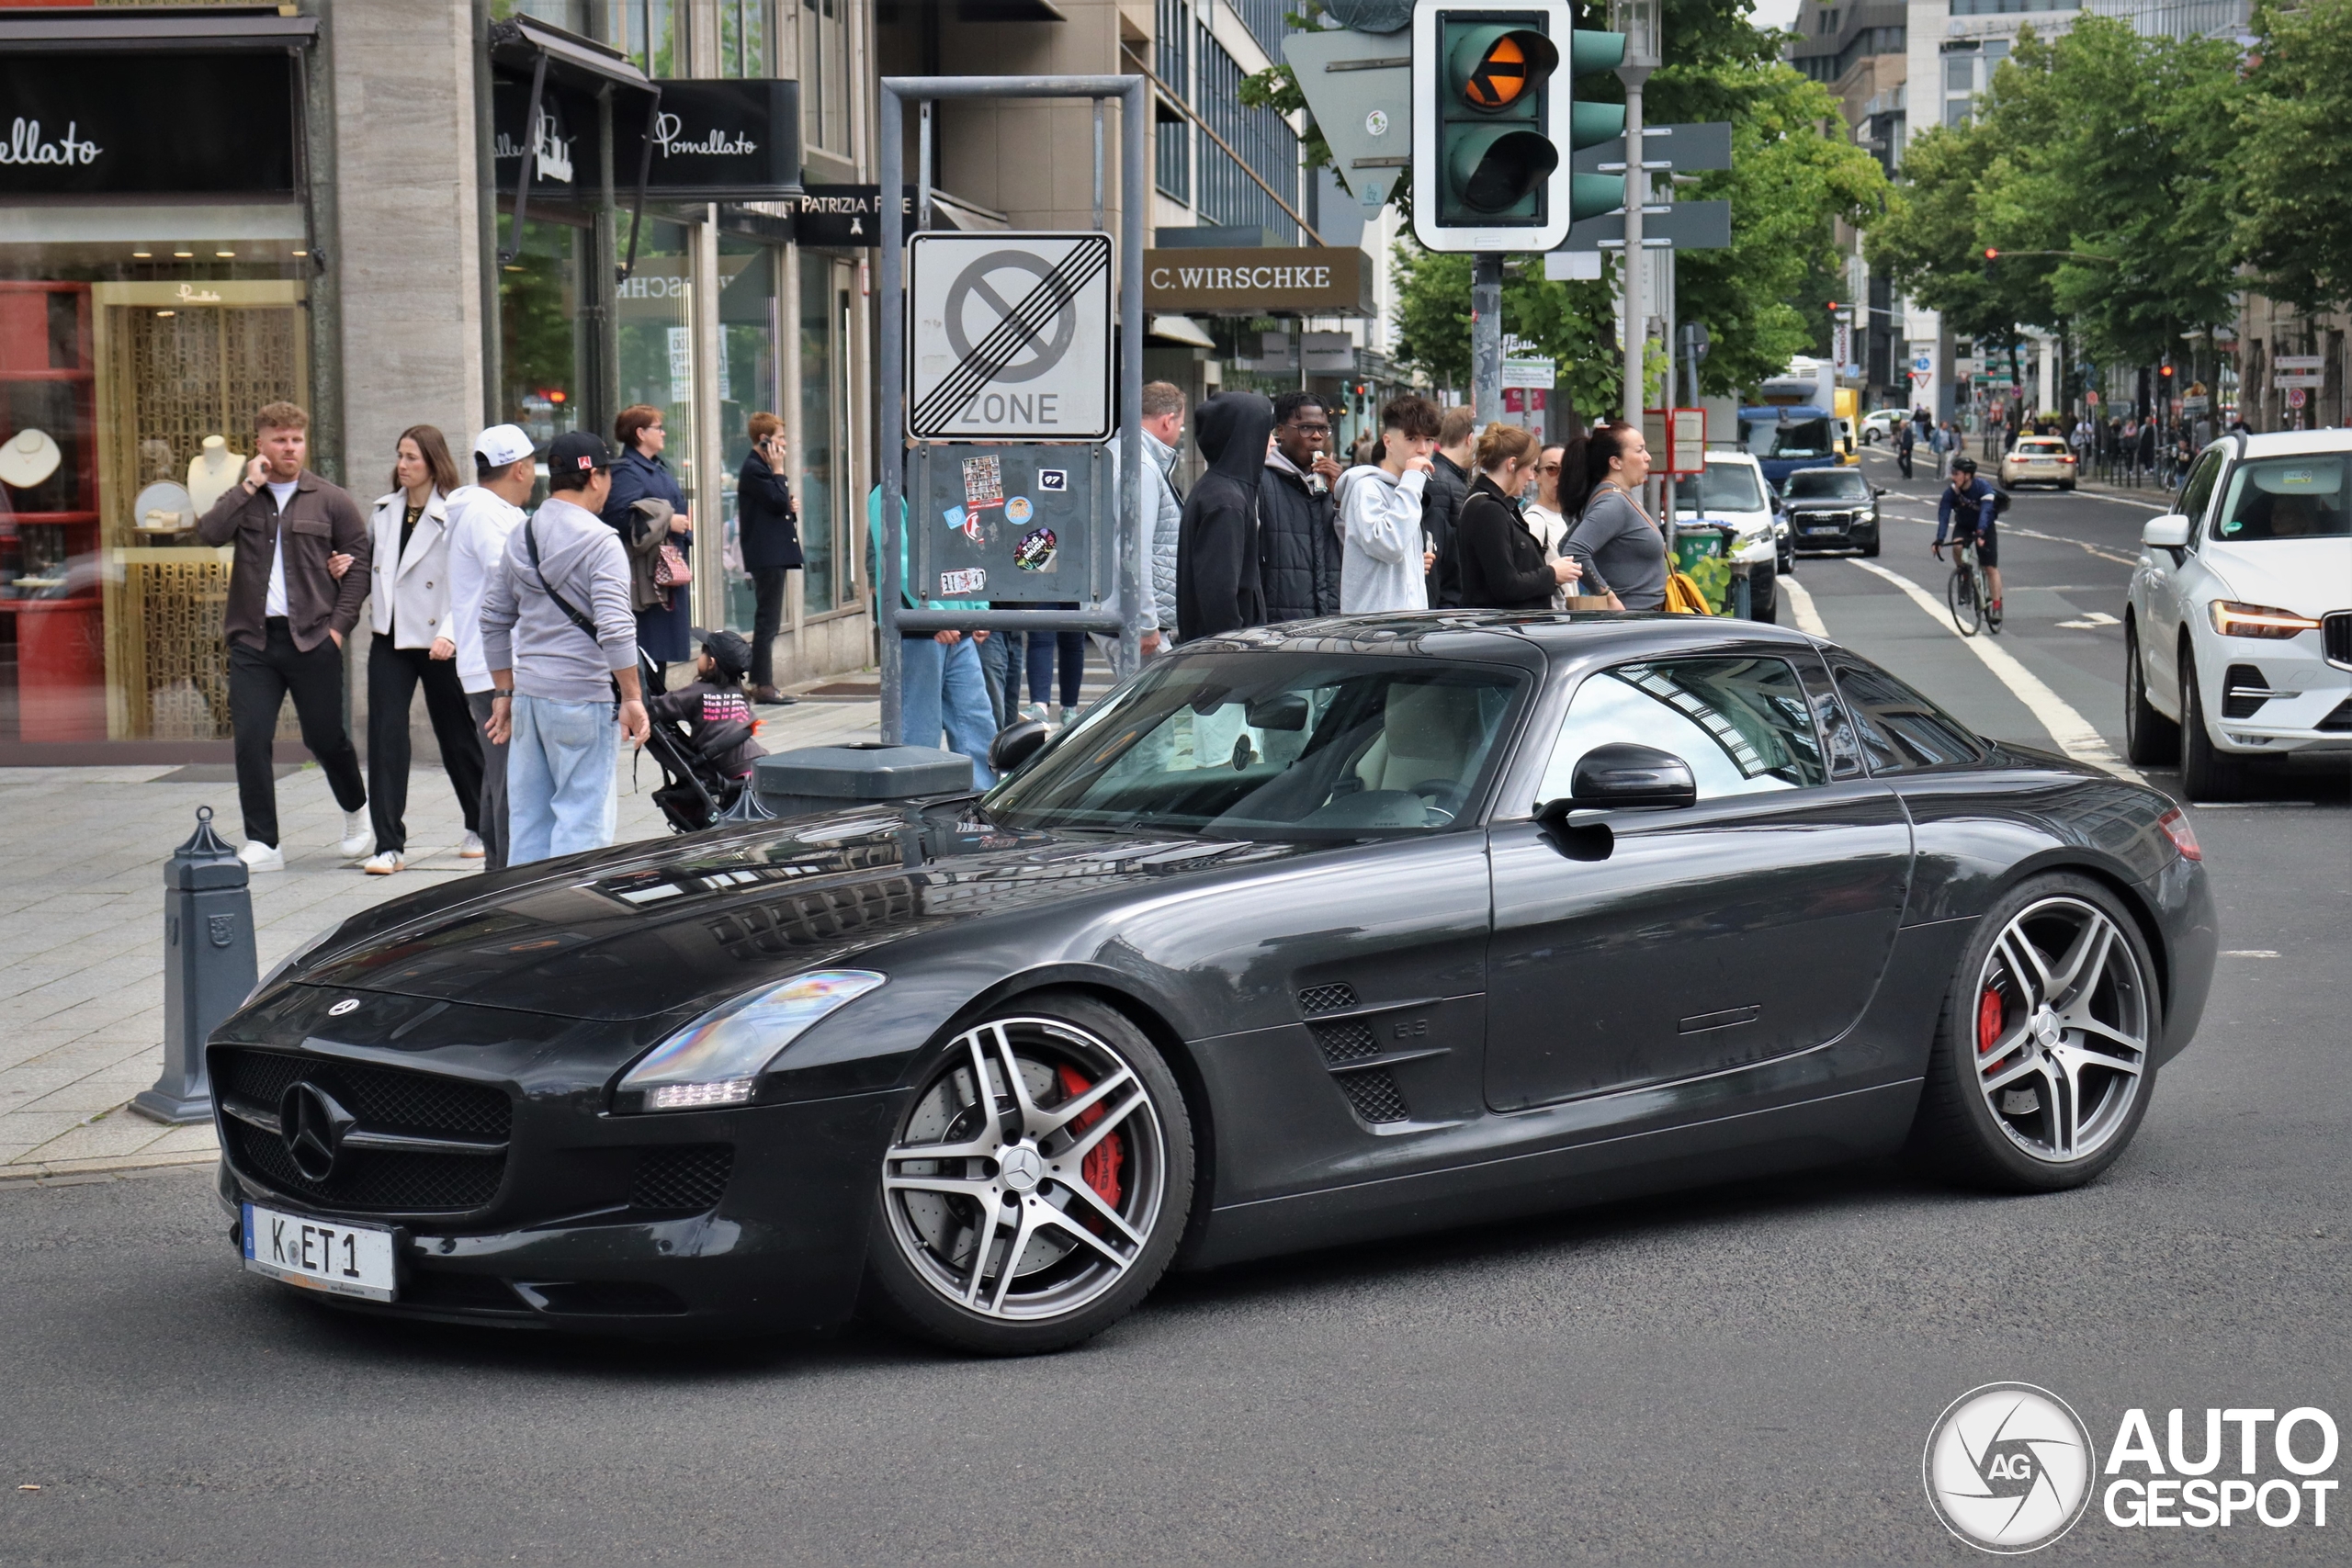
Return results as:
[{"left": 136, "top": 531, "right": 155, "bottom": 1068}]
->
[
  {"left": 1055, "top": 1064, "right": 1125, "bottom": 1213},
  {"left": 1977, "top": 988, "right": 2007, "bottom": 1055}
]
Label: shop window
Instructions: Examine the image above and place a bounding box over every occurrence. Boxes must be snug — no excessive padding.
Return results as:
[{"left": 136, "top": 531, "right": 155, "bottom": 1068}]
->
[
  {"left": 717, "top": 238, "right": 779, "bottom": 637},
  {"left": 797, "top": 250, "right": 839, "bottom": 612},
  {"left": 497, "top": 214, "right": 588, "bottom": 460},
  {"left": 718, "top": 0, "right": 770, "bottom": 77},
  {"left": 615, "top": 218, "right": 696, "bottom": 512}
]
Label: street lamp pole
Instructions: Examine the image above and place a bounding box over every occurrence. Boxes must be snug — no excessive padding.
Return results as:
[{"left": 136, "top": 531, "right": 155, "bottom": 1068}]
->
[{"left": 1612, "top": 0, "right": 1660, "bottom": 425}]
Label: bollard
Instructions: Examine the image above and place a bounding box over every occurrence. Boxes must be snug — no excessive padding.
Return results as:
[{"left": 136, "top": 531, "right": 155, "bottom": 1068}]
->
[{"left": 131, "top": 806, "right": 257, "bottom": 1125}]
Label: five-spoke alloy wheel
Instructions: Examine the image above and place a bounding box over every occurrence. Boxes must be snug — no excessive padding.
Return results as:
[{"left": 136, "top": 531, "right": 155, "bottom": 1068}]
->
[
  {"left": 867, "top": 992, "right": 1193, "bottom": 1353},
  {"left": 1910, "top": 875, "right": 2160, "bottom": 1190}
]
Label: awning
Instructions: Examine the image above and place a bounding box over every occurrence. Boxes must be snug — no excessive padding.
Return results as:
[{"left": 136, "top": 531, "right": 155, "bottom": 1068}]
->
[
  {"left": 486, "top": 17, "right": 661, "bottom": 276},
  {"left": 0, "top": 12, "right": 315, "bottom": 49},
  {"left": 1150, "top": 315, "right": 1217, "bottom": 349}
]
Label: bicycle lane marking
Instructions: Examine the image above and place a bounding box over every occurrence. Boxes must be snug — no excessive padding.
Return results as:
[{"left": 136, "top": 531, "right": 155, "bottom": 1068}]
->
[
  {"left": 1780, "top": 572, "right": 1829, "bottom": 637},
  {"left": 1846, "top": 558, "right": 2143, "bottom": 784}
]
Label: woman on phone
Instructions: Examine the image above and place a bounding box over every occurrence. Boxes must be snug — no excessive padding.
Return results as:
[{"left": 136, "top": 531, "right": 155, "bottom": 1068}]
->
[
  {"left": 603, "top": 404, "right": 692, "bottom": 667},
  {"left": 736, "top": 412, "right": 801, "bottom": 704}
]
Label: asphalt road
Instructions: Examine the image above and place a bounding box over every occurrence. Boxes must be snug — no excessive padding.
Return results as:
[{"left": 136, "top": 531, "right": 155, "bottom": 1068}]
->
[{"left": 4, "top": 459, "right": 2346, "bottom": 1565}]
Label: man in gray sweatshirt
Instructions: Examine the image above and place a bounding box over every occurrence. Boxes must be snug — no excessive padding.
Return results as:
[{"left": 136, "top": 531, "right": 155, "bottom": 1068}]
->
[{"left": 480, "top": 430, "right": 650, "bottom": 865}]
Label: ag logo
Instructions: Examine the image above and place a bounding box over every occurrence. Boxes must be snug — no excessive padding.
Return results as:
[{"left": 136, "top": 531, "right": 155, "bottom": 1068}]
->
[{"left": 1924, "top": 1382, "right": 2096, "bottom": 1553}]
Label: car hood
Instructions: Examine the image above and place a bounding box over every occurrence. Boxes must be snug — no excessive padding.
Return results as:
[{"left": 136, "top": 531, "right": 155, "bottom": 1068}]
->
[
  {"left": 286, "top": 804, "right": 1317, "bottom": 1022},
  {"left": 2199, "top": 539, "right": 2352, "bottom": 617}
]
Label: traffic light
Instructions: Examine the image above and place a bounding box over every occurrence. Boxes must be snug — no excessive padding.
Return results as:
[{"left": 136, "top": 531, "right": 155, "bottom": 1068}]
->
[
  {"left": 1412, "top": 1, "right": 1623, "bottom": 253},
  {"left": 1982, "top": 247, "right": 2000, "bottom": 281}
]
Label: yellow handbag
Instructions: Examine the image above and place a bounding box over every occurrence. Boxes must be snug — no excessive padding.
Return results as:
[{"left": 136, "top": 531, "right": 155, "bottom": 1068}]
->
[{"left": 1662, "top": 569, "right": 1715, "bottom": 615}]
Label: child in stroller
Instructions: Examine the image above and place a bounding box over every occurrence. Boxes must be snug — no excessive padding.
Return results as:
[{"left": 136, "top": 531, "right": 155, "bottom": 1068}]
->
[{"left": 639, "top": 629, "right": 768, "bottom": 832}]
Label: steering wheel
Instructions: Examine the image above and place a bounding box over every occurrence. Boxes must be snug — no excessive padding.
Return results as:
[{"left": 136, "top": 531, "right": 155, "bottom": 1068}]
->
[{"left": 1410, "top": 777, "right": 1466, "bottom": 823}]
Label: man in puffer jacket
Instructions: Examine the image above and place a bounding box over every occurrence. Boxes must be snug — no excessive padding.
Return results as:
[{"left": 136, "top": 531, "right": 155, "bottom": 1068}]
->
[
  {"left": 1259, "top": 390, "right": 1343, "bottom": 623},
  {"left": 1139, "top": 381, "right": 1186, "bottom": 655}
]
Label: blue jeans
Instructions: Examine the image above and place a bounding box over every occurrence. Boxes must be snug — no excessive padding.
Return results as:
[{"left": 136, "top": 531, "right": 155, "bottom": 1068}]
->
[
  {"left": 1025, "top": 606, "right": 1085, "bottom": 709},
  {"left": 506, "top": 693, "right": 620, "bottom": 866},
  {"left": 898, "top": 634, "right": 998, "bottom": 790}
]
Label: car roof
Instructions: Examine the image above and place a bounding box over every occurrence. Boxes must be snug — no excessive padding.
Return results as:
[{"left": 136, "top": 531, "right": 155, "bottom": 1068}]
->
[
  {"left": 1185, "top": 611, "right": 1823, "bottom": 661},
  {"left": 2222, "top": 428, "right": 2352, "bottom": 458},
  {"left": 1700, "top": 450, "right": 1762, "bottom": 468}
]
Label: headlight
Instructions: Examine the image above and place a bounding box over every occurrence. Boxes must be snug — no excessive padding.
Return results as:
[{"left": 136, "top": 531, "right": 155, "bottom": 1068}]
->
[
  {"left": 2210, "top": 601, "right": 2321, "bottom": 639},
  {"left": 244, "top": 922, "right": 343, "bottom": 1007},
  {"left": 618, "top": 969, "right": 886, "bottom": 1111}
]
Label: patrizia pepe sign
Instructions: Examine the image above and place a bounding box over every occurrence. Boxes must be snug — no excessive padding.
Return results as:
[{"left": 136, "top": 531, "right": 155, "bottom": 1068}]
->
[{"left": 0, "top": 53, "right": 295, "bottom": 196}]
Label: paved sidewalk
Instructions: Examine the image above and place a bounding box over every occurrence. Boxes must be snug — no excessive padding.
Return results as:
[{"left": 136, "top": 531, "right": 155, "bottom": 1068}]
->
[{"left": 0, "top": 692, "right": 883, "bottom": 1185}]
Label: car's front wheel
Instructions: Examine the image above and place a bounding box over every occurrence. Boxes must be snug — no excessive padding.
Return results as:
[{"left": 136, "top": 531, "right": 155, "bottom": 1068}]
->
[
  {"left": 1747, "top": 564, "right": 1778, "bottom": 624},
  {"left": 866, "top": 991, "right": 1193, "bottom": 1354},
  {"left": 1907, "top": 875, "right": 2158, "bottom": 1191},
  {"left": 2122, "top": 620, "right": 2179, "bottom": 765},
  {"left": 2177, "top": 649, "right": 2247, "bottom": 801}
]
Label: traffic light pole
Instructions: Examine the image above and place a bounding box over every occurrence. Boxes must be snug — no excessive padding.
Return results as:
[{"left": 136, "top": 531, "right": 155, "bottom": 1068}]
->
[
  {"left": 1618, "top": 63, "right": 1648, "bottom": 422},
  {"left": 1473, "top": 254, "right": 1504, "bottom": 423}
]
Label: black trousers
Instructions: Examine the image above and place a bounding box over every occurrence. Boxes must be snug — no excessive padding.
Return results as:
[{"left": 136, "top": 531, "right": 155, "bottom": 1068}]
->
[
  {"left": 366, "top": 638, "right": 483, "bottom": 853},
  {"left": 465, "top": 688, "right": 509, "bottom": 872},
  {"left": 230, "top": 619, "right": 366, "bottom": 848},
  {"left": 750, "top": 566, "right": 790, "bottom": 688}
]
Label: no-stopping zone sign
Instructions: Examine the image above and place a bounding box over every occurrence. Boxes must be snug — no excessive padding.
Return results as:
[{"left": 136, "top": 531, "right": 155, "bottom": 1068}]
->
[{"left": 907, "top": 232, "right": 1113, "bottom": 441}]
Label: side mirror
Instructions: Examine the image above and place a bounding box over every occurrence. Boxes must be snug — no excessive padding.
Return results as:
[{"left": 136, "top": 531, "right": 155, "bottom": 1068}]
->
[
  {"left": 1244, "top": 691, "right": 1309, "bottom": 731},
  {"left": 1872, "top": 487, "right": 1888, "bottom": 498},
  {"left": 2142, "top": 515, "right": 2191, "bottom": 549},
  {"left": 989, "top": 718, "right": 1051, "bottom": 775},
  {"left": 1552, "top": 742, "right": 1698, "bottom": 812}
]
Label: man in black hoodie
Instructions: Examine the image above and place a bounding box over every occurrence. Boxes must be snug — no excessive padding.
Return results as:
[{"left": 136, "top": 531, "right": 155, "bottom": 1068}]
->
[{"left": 1175, "top": 391, "right": 1275, "bottom": 642}]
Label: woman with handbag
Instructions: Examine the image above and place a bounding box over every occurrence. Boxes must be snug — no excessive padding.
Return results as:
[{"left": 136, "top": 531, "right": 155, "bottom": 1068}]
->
[
  {"left": 1561, "top": 421, "right": 1664, "bottom": 612},
  {"left": 1454, "top": 423, "right": 1583, "bottom": 612},
  {"left": 602, "top": 404, "right": 693, "bottom": 667}
]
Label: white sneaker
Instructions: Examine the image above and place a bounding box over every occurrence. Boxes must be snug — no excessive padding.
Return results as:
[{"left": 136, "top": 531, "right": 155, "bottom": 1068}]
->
[
  {"left": 339, "top": 809, "right": 375, "bottom": 859},
  {"left": 237, "top": 840, "right": 284, "bottom": 874},
  {"left": 362, "top": 851, "right": 404, "bottom": 876},
  {"left": 458, "top": 831, "right": 486, "bottom": 860},
  {"left": 1022, "top": 702, "right": 1052, "bottom": 727}
]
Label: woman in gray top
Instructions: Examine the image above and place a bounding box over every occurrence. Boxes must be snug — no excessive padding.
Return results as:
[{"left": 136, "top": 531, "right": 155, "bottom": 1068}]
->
[{"left": 1561, "top": 422, "right": 1666, "bottom": 611}]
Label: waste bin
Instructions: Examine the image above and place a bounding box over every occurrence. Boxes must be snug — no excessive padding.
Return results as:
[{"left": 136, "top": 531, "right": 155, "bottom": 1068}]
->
[{"left": 1673, "top": 525, "right": 1736, "bottom": 615}]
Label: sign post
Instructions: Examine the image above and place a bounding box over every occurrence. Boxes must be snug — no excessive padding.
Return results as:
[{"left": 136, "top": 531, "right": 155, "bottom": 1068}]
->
[{"left": 877, "top": 76, "right": 1147, "bottom": 747}]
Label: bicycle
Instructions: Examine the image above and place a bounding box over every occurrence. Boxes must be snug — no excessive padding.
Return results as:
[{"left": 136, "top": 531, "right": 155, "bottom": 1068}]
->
[{"left": 1943, "top": 535, "right": 1996, "bottom": 637}]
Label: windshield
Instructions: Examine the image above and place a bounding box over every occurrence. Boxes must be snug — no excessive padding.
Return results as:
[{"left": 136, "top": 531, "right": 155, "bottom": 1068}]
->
[
  {"left": 1741, "top": 417, "right": 1837, "bottom": 461},
  {"left": 983, "top": 653, "right": 1528, "bottom": 840},
  {"left": 1679, "top": 461, "right": 1767, "bottom": 513},
  {"left": 2211, "top": 455, "right": 2349, "bottom": 542},
  {"left": 1783, "top": 469, "right": 1871, "bottom": 500},
  {"left": 2017, "top": 440, "right": 2068, "bottom": 455}
]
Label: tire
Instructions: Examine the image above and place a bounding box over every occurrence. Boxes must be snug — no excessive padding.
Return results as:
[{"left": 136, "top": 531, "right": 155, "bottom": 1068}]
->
[
  {"left": 1860, "top": 531, "right": 1882, "bottom": 558},
  {"left": 1948, "top": 563, "right": 1983, "bottom": 636},
  {"left": 1748, "top": 565, "right": 1778, "bottom": 624},
  {"left": 2122, "top": 619, "right": 2179, "bottom": 766},
  {"left": 2177, "top": 649, "right": 2248, "bottom": 802},
  {"left": 1906, "top": 874, "right": 2160, "bottom": 1191},
  {"left": 2063, "top": 481, "right": 2077, "bottom": 492},
  {"left": 865, "top": 990, "right": 1194, "bottom": 1354}
]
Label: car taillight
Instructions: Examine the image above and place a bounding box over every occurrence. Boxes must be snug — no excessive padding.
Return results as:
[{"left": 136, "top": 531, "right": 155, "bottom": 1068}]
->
[
  {"left": 2059, "top": 455, "right": 2075, "bottom": 464},
  {"left": 2157, "top": 807, "right": 2201, "bottom": 862}
]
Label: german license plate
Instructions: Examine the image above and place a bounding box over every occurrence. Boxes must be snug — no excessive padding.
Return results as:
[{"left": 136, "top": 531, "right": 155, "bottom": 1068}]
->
[
  {"left": 242, "top": 1201, "right": 397, "bottom": 1301},
  {"left": 1803, "top": 525, "right": 1838, "bottom": 535}
]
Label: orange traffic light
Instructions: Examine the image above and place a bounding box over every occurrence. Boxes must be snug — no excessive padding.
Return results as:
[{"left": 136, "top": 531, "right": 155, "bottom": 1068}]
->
[{"left": 1464, "top": 35, "right": 1534, "bottom": 108}]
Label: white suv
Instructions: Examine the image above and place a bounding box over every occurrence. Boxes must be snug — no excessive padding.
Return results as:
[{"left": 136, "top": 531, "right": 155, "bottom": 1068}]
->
[
  {"left": 1672, "top": 450, "right": 1785, "bottom": 622},
  {"left": 2124, "top": 429, "right": 2352, "bottom": 798}
]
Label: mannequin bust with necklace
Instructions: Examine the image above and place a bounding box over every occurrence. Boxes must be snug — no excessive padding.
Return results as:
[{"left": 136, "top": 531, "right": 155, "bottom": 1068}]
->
[{"left": 187, "top": 434, "right": 245, "bottom": 514}]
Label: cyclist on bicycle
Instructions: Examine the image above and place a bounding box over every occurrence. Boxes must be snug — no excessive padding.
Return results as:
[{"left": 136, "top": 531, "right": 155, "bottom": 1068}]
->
[{"left": 1932, "top": 456, "right": 2003, "bottom": 625}]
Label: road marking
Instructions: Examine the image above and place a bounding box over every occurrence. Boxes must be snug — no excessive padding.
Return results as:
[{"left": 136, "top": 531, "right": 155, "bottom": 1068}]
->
[
  {"left": 2055, "top": 612, "right": 2120, "bottom": 629},
  {"left": 2221, "top": 949, "right": 2280, "bottom": 957},
  {"left": 1847, "top": 558, "right": 2143, "bottom": 783},
  {"left": 2004, "top": 525, "right": 2140, "bottom": 567},
  {"left": 1780, "top": 572, "right": 1828, "bottom": 637},
  {"left": 2061, "top": 489, "right": 2171, "bottom": 513}
]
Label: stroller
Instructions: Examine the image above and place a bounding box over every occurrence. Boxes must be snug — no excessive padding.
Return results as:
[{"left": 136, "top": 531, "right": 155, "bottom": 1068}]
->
[{"left": 635, "top": 649, "right": 763, "bottom": 834}]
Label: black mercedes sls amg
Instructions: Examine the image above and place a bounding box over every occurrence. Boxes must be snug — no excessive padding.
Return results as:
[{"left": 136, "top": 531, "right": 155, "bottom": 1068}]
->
[{"left": 209, "top": 614, "right": 2215, "bottom": 1353}]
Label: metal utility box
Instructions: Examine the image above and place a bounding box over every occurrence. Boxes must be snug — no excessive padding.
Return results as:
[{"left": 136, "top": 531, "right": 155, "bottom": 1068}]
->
[{"left": 752, "top": 743, "right": 978, "bottom": 818}]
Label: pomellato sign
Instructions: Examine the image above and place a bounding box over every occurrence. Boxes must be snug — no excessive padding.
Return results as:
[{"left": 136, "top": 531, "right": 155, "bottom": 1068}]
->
[
  {"left": 629, "top": 79, "right": 802, "bottom": 199},
  {"left": 0, "top": 53, "right": 295, "bottom": 196}
]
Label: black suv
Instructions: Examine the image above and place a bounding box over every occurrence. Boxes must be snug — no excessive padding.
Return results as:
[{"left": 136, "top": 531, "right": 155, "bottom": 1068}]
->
[{"left": 1780, "top": 467, "right": 1883, "bottom": 557}]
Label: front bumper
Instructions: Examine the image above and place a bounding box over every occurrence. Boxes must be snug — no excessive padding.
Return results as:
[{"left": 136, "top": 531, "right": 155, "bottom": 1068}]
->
[
  {"left": 209, "top": 1021, "right": 904, "bottom": 1337},
  {"left": 1787, "top": 512, "right": 1879, "bottom": 550},
  {"left": 2192, "top": 625, "right": 2352, "bottom": 756}
]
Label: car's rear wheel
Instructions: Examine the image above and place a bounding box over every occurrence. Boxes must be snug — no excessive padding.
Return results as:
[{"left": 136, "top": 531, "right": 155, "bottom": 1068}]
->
[
  {"left": 2122, "top": 620, "right": 2179, "bottom": 766},
  {"left": 866, "top": 992, "right": 1193, "bottom": 1354},
  {"left": 1907, "top": 875, "right": 2157, "bottom": 1191},
  {"left": 2177, "top": 649, "right": 2247, "bottom": 801}
]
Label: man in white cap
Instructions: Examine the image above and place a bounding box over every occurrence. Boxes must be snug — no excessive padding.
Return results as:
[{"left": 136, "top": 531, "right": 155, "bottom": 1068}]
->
[{"left": 442, "top": 423, "right": 537, "bottom": 871}]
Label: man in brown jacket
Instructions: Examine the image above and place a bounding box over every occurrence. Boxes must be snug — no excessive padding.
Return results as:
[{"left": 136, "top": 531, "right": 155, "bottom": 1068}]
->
[{"left": 195, "top": 401, "right": 373, "bottom": 872}]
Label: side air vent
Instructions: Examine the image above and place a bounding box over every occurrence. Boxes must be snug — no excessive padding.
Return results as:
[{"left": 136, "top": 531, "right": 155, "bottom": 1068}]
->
[
  {"left": 2318, "top": 697, "right": 2352, "bottom": 733},
  {"left": 2221, "top": 664, "right": 2270, "bottom": 719},
  {"left": 1310, "top": 1019, "right": 1380, "bottom": 1065},
  {"left": 1334, "top": 1068, "right": 1408, "bottom": 1124},
  {"left": 629, "top": 1145, "right": 734, "bottom": 1213},
  {"left": 1296, "top": 983, "right": 1357, "bottom": 1015}
]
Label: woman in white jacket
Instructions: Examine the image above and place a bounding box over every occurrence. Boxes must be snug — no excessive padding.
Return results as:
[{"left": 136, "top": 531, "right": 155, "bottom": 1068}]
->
[
  {"left": 360, "top": 425, "right": 483, "bottom": 874},
  {"left": 1334, "top": 393, "right": 1442, "bottom": 614}
]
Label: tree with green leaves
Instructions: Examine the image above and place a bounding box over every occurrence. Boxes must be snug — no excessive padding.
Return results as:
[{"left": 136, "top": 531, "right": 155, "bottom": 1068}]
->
[{"left": 2233, "top": 0, "right": 2352, "bottom": 312}]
